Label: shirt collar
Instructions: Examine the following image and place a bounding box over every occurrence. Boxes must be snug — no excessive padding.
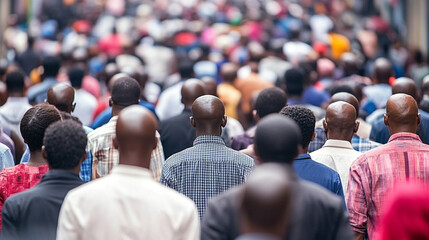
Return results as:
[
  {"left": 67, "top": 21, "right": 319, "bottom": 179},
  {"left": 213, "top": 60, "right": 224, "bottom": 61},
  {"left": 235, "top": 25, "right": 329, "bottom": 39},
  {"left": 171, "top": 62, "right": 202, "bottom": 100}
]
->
[
  {"left": 295, "top": 153, "right": 311, "bottom": 160},
  {"left": 108, "top": 116, "right": 118, "bottom": 124},
  {"left": 110, "top": 165, "right": 153, "bottom": 178},
  {"left": 41, "top": 169, "right": 82, "bottom": 182},
  {"left": 193, "top": 135, "right": 225, "bottom": 146},
  {"left": 388, "top": 132, "right": 422, "bottom": 143},
  {"left": 5, "top": 97, "right": 29, "bottom": 104},
  {"left": 323, "top": 139, "right": 354, "bottom": 150}
]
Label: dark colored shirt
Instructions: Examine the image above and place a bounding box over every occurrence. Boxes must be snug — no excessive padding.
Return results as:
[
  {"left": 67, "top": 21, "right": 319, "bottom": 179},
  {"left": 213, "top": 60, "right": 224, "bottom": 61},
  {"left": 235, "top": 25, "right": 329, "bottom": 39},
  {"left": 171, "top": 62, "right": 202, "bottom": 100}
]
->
[
  {"left": 1, "top": 170, "right": 84, "bottom": 240},
  {"left": 159, "top": 109, "right": 195, "bottom": 159},
  {"left": 293, "top": 154, "right": 345, "bottom": 203}
]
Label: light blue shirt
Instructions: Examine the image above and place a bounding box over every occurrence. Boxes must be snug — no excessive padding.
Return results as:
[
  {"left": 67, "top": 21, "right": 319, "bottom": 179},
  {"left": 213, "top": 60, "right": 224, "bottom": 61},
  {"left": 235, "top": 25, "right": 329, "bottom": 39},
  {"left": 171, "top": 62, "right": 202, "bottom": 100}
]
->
[{"left": 0, "top": 142, "right": 14, "bottom": 170}]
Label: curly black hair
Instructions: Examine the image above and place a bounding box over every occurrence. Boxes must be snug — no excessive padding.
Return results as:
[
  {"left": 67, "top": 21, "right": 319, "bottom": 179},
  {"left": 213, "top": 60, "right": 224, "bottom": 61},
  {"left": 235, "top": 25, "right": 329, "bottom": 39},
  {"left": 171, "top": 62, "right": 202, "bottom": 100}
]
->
[
  {"left": 279, "top": 106, "right": 315, "bottom": 148},
  {"left": 43, "top": 120, "right": 87, "bottom": 170},
  {"left": 254, "top": 87, "right": 287, "bottom": 119},
  {"left": 20, "top": 104, "right": 62, "bottom": 152}
]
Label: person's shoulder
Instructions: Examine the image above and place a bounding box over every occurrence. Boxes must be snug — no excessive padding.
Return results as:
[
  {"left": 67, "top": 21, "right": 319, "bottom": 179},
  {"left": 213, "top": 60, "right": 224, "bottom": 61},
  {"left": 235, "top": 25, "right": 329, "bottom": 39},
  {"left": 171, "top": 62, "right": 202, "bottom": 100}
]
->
[
  {"left": 297, "top": 180, "right": 343, "bottom": 208},
  {"left": 208, "top": 184, "right": 243, "bottom": 207},
  {"left": 87, "top": 123, "right": 114, "bottom": 141},
  {"left": 225, "top": 147, "right": 255, "bottom": 165}
]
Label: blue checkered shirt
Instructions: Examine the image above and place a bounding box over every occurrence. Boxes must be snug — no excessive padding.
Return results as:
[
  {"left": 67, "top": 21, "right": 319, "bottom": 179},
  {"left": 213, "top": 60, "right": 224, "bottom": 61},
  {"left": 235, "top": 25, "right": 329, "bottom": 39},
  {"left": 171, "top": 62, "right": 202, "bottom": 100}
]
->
[
  {"left": 160, "top": 135, "right": 255, "bottom": 219},
  {"left": 309, "top": 127, "right": 381, "bottom": 153}
]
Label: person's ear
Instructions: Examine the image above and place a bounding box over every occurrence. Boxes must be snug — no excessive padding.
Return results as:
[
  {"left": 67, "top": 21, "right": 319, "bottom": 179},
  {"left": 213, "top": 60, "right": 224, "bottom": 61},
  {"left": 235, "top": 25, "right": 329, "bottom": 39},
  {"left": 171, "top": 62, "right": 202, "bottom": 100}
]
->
[
  {"left": 113, "top": 136, "right": 118, "bottom": 150},
  {"left": 71, "top": 102, "right": 76, "bottom": 113},
  {"left": 109, "top": 97, "right": 113, "bottom": 107},
  {"left": 42, "top": 146, "right": 48, "bottom": 159},
  {"left": 311, "top": 131, "right": 316, "bottom": 141},
  {"left": 181, "top": 97, "right": 185, "bottom": 104},
  {"left": 190, "top": 116, "right": 196, "bottom": 128},
  {"left": 354, "top": 121, "right": 360, "bottom": 133},
  {"left": 252, "top": 110, "right": 259, "bottom": 122},
  {"left": 384, "top": 114, "right": 389, "bottom": 127},
  {"left": 417, "top": 113, "right": 421, "bottom": 126},
  {"left": 323, "top": 119, "right": 328, "bottom": 134},
  {"left": 221, "top": 115, "right": 227, "bottom": 127}
]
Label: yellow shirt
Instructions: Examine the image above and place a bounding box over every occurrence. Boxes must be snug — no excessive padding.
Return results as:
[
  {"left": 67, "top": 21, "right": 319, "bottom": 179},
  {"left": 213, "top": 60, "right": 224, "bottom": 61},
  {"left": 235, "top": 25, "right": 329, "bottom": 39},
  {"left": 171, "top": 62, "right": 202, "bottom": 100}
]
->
[{"left": 217, "top": 83, "right": 241, "bottom": 119}]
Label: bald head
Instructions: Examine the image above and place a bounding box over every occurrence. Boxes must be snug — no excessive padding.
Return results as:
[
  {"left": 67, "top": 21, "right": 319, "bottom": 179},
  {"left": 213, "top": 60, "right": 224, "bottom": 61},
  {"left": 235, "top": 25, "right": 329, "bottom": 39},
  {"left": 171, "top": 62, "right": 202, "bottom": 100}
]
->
[
  {"left": 373, "top": 58, "right": 392, "bottom": 84},
  {"left": 191, "top": 95, "right": 226, "bottom": 137},
  {"left": 240, "top": 163, "right": 293, "bottom": 237},
  {"left": 115, "top": 105, "right": 158, "bottom": 168},
  {"left": 324, "top": 101, "right": 358, "bottom": 142},
  {"left": 341, "top": 52, "right": 358, "bottom": 75},
  {"left": 254, "top": 114, "right": 301, "bottom": 164},
  {"left": 385, "top": 94, "right": 420, "bottom": 135},
  {"left": 392, "top": 77, "right": 419, "bottom": 103},
  {"left": 329, "top": 92, "right": 360, "bottom": 118},
  {"left": 202, "top": 77, "right": 217, "bottom": 96},
  {"left": 181, "top": 79, "right": 205, "bottom": 108},
  {"left": 47, "top": 83, "right": 75, "bottom": 113},
  {"left": 221, "top": 63, "right": 238, "bottom": 83}
]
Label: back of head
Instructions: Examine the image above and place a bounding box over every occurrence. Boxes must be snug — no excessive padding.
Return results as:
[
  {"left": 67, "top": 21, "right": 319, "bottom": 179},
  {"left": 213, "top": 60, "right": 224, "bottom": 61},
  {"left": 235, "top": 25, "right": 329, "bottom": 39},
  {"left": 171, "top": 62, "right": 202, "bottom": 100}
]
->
[
  {"left": 284, "top": 68, "right": 304, "bottom": 96},
  {"left": 43, "top": 120, "right": 87, "bottom": 170},
  {"left": 191, "top": 95, "right": 225, "bottom": 136},
  {"left": 385, "top": 93, "right": 420, "bottom": 135},
  {"left": 181, "top": 79, "right": 205, "bottom": 107},
  {"left": 373, "top": 57, "right": 392, "bottom": 84},
  {"left": 47, "top": 83, "right": 75, "bottom": 113},
  {"left": 392, "top": 77, "right": 419, "bottom": 102},
  {"left": 116, "top": 105, "right": 158, "bottom": 167},
  {"left": 20, "top": 103, "right": 62, "bottom": 152},
  {"left": 329, "top": 92, "right": 360, "bottom": 118},
  {"left": 279, "top": 106, "right": 315, "bottom": 149},
  {"left": 68, "top": 65, "right": 85, "bottom": 88},
  {"left": 341, "top": 52, "right": 359, "bottom": 75},
  {"left": 240, "top": 163, "right": 294, "bottom": 237},
  {"left": 324, "top": 101, "right": 357, "bottom": 141},
  {"left": 221, "top": 63, "right": 238, "bottom": 83},
  {"left": 111, "top": 77, "right": 141, "bottom": 107},
  {"left": 42, "top": 56, "right": 61, "bottom": 78},
  {"left": 5, "top": 70, "right": 25, "bottom": 93},
  {"left": 178, "top": 58, "right": 194, "bottom": 79},
  {"left": 254, "top": 114, "right": 301, "bottom": 164},
  {"left": 202, "top": 77, "right": 217, "bottom": 96},
  {"left": 254, "top": 87, "right": 287, "bottom": 119}
]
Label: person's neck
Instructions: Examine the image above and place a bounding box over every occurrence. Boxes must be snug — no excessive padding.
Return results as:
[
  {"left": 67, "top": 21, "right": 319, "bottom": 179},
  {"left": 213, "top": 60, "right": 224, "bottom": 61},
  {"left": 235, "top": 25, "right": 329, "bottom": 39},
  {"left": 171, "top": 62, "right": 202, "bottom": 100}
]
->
[
  {"left": 111, "top": 105, "right": 125, "bottom": 117},
  {"left": 195, "top": 128, "right": 221, "bottom": 138},
  {"left": 7, "top": 92, "right": 25, "bottom": 98},
  {"left": 298, "top": 146, "right": 309, "bottom": 155},
  {"left": 26, "top": 150, "right": 48, "bottom": 167},
  {"left": 118, "top": 151, "right": 151, "bottom": 169},
  {"left": 327, "top": 132, "right": 353, "bottom": 142},
  {"left": 389, "top": 127, "right": 418, "bottom": 136}
]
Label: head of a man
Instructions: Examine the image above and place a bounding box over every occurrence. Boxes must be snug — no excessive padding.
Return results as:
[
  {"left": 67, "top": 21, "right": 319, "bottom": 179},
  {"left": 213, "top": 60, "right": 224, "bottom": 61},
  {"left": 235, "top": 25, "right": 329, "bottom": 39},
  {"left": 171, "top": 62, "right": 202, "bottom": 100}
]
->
[
  {"left": 42, "top": 56, "right": 61, "bottom": 78},
  {"left": 254, "top": 114, "right": 302, "bottom": 164},
  {"left": 373, "top": 57, "right": 392, "bottom": 84},
  {"left": 20, "top": 103, "right": 62, "bottom": 152},
  {"left": 253, "top": 87, "right": 287, "bottom": 122},
  {"left": 329, "top": 92, "right": 360, "bottom": 119},
  {"left": 279, "top": 106, "right": 315, "bottom": 154},
  {"left": 323, "top": 101, "right": 359, "bottom": 142},
  {"left": 284, "top": 68, "right": 305, "bottom": 97},
  {"left": 190, "top": 95, "right": 226, "bottom": 137},
  {"left": 392, "top": 77, "right": 420, "bottom": 104},
  {"left": 110, "top": 76, "right": 141, "bottom": 116},
  {"left": 114, "top": 105, "right": 158, "bottom": 169},
  {"left": 240, "top": 163, "right": 294, "bottom": 238},
  {"left": 47, "top": 83, "right": 75, "bottom": 113},
  {"left": 181, "top": 79, "right": 205, "bottom": 109},
  {"left": 385, "top": 93, "right": 420, "bottom": 135},
  {"left": 201, "top": 77, "right": 217, "bottom": 96},
  {"left": 68, "top": 65, "right": 85, "bottom": 89},
  {"left": 43, "top": 120, "right": 87, "bottom": 173},
  {"left": 221, "top": 63, "right": 238, "bottom": 84},
  {"left": 5, "top": 70, "right": 26, "bottom": 96}
]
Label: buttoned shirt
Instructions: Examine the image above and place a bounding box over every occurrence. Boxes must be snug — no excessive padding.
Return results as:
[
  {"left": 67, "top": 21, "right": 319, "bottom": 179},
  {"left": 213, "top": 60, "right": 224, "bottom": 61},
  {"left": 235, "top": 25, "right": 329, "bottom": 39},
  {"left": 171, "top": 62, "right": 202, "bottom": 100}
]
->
[
  {"left": 57, "top": 165, "right": 200, "bottom": 240},
  {"left": 310, "top": 140, "right": 362, "bottom": 194},
  {"left": 309, "top": 127, "right": 381, "bottom": 153},
  {"left": 87, "top": 116, "right": 165, "bottom": 180},
  {"left": 160, "top": 135, "right": 255, "bottom": 219},
  {"left": 347, "top": 133, "right": 429, "bottom": 238}
]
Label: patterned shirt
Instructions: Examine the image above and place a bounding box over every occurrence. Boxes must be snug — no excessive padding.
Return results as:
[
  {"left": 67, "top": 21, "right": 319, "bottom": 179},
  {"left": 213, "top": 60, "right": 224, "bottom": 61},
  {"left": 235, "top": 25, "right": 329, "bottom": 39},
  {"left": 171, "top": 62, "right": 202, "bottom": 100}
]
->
[
  {"left": 160, "top": 135, "right": 255, "bottom": 219},
  {"left": 309, "top": 127, "right": 381, "bottom": 153},
  {"left": 87, "top": 116, "right": 165, "bottom": 181},
  {"left": 347, "top": 133, "right": 429, "bottom": 238},
  {"left": 0, "top": 164, "right": 49, "bottom": 230}
]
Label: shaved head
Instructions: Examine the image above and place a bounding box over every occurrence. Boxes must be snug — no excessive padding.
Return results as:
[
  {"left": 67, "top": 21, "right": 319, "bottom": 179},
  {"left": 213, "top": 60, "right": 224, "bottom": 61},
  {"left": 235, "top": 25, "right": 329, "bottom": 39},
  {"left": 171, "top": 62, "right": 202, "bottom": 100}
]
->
[
  {"left": 324, "top": 101, "right": 358, "bottom": 141},
  {"left": 373, "top": 58, "right": 392, "bottom": 84},
  {"left": 181, "top": 79, "right": 205, "bottom": 108},
  {"left": 385, "top": 94, "right": 420, "bottom": 135},
  {"left": 341, "top": 52, "right": 358, "bottom": 75},
  {"left": 392, "top": 77, "right": 419, "bottom": 103},
  {"left": 191, "top": 95, "right": 226, "bottom": 137},
  {"left": 240, "top": 163, "right": 294, "bottom": 237},
  {"left": 47, "top": 83, "right": 75, "bottom": 113},
  {"left": 221, "top": 63, "right": 238, "bottom": 83},
  {"left": 201, "top": 77, "right": 217, "bottom": 96},
  {"left": 115, "top": 105, "right": 158, "bottom": 168},
  {"left": 329, "top": 92, "right": 360, "bottom": 118}
]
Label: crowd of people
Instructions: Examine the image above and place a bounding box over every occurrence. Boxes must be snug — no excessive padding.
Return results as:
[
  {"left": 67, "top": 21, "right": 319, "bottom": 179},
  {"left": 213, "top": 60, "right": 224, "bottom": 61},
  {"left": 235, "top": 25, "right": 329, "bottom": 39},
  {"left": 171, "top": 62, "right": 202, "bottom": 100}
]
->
[{"left": 0, "top": 0, "right": 428, "bottom": 239}]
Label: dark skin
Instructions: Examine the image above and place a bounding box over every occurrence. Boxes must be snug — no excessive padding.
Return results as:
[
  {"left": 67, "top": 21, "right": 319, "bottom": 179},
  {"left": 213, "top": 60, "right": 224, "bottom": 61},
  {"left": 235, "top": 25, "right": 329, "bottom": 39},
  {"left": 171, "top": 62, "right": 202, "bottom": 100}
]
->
[
  {"left": 113, "top": 106, "right": 158, "bottom": 169},
  {"left": 181, "top": 79, "right": 205, "bottom": 109},
  {"left": 190, "top": 95, "right": 227, "bottom": 137},
  {"left": 341, "top": 52, "right": 359, "bottom": 76},
  {"left": 201, "top": 77, "right": 217, "bottom": 96},
  {"left": 47, "top": 83, "right": 76, "bottom": 113},
  {"left": 220, "top": 63, "right": 238, "bottom": 84},
  {"left": 392, "top": 77, "right": 420, "bottom": 104},
  {"left": 0, "top": 82, "right": 7, "bottom": 107},
  {"left": 323, "top": 101, "right": 359, "bottom": 142},
  {"left": 329, "top": 92, "right": 360, "bottom": 119},
  {"left": 109, "top": 74, "right": 139, "bottom": 117},
  {"left": 373, "top": 58, "right": 392, "bottom": 84},
  {"left": 384, "top": 94, "right": 420, "bottom": 136},
  {"left": 422, "top": 75, "right": 429, "bottom": 96}
]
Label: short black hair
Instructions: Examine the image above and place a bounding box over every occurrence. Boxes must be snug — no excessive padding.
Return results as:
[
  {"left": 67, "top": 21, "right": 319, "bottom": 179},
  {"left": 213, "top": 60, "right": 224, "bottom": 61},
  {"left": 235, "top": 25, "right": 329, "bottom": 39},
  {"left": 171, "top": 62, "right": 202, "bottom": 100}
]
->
[
  {"left": 178, "top": 58, "right": 194, "bottom": 79},
  {"left": 20, "top": 104, "right": 62, "bottom": 152},
  {"left": 60, "top": 111, "right": 83, "bottom": 125},
  {"left": 255, "top": 87, "right": 287, "bottom": 118},
  {"left": 111, "top": 77, "right": 140, "bottom": 106},
  {"left": 68, "top": 66, "right": 85, "bottom": 88},
  {"left": 328, "top": 84, "right": 354, "bottom": 96},
  {"left": 44, "top": 120, "right": 87, "bottom": 170},
  {"left": 285, "top": 68, "right": 304, "bottom": 96},
  {"left": 42, "top": 56, "right": 61, "bottom": 77},
  {"left": 279, "top": 106, "right": 315, "bottom": 148},
  {"left": 5, "top": 70, "right": 25, "bottom": 92}
]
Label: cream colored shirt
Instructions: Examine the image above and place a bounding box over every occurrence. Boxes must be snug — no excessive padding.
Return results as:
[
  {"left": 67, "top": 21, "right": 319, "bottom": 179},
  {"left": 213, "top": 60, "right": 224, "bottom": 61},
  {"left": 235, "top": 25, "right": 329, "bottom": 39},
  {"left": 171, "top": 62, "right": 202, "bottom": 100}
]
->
[
  {"left": 57, "top": 165, "right": 200, "bottom": 240},
  {"left": 310, "top": 139, "right": 362, "bottom": 194}
]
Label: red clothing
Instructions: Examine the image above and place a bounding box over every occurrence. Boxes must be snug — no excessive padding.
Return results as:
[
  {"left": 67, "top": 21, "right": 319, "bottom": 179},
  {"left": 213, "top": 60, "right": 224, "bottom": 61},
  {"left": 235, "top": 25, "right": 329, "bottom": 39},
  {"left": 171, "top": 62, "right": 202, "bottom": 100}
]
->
[
  {"left": 0, "top": 164, "right": 49, "bottom": 230},
  {"left": 374, "top": 182, "right": 429, "bottom": 240},
  {"left": 347, "top": 133, "right": 429, "bottom": 238}
]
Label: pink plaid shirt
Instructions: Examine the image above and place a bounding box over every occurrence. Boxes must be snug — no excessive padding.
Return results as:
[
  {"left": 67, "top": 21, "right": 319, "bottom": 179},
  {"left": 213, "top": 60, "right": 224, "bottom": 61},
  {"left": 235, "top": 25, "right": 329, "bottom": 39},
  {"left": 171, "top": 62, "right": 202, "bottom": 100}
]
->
[{"left": 347, "top": 132, "right": 429, "bottom": 238}]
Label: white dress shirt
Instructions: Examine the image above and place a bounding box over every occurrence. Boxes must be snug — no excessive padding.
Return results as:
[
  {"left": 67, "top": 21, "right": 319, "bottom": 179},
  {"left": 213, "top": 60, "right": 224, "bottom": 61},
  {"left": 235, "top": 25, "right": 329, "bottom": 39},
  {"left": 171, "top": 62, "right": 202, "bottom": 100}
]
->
[
  {"left": 310, "top": 139, "right": 362, "bottom": 194},
  {"left": 57, "top": 165, "right": 200, "bottom": 240},
  {"left": 73, "top": 89, "right": 98, "bottom": 126}
]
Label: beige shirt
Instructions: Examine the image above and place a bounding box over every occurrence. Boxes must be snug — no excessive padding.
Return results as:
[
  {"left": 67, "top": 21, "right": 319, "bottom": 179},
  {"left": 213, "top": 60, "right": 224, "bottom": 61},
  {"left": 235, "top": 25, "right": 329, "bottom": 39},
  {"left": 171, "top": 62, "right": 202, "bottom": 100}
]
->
[
  {"left": 57, "top": 165, "right": 200, "bottom": 240},
  {"left": 310, "top": 139, "right": 362, "bottom": 194}
]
